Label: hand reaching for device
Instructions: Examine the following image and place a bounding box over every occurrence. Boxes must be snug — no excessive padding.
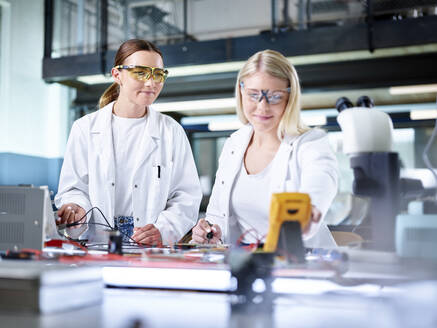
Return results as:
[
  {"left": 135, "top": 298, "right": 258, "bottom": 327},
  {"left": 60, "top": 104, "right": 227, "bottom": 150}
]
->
[{"left": 302, "top": 206, "right": 322, "bottom": 235}]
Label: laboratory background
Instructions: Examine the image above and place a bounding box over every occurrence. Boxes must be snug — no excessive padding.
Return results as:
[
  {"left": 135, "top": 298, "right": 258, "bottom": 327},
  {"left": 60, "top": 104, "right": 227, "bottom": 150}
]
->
[{"left": 1, "top": 0, "right": 437, "bottom": 327}]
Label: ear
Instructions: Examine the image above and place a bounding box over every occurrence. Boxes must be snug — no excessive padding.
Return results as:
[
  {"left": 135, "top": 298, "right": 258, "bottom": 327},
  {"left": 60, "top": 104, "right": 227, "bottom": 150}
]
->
[{"left": 111, "top": 67, "right": 122, "bottom": 85}]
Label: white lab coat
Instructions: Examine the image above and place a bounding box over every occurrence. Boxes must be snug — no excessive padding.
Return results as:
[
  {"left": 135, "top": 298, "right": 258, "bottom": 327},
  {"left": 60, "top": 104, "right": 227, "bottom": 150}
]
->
[
  {"left": 55, "top": 102, "right": 202, "bottom": 243},
  {"left": 205, "top": 124, "right": 338, "bottom": 248}
]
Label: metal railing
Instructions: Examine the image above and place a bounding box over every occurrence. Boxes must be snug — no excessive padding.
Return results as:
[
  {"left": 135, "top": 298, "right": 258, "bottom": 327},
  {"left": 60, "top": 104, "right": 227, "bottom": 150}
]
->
[{"left": 47, "top": 0, "right": 437, "bottom": 57}]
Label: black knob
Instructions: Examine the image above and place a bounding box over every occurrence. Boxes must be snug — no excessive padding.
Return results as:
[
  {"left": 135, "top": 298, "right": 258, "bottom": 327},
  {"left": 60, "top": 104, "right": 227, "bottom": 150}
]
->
[
  {"left": 357, "top": 95, "right": 374, "bottom": 108},
  {"left": 335, "top": 97, "right": 354, "bottom": 112}
]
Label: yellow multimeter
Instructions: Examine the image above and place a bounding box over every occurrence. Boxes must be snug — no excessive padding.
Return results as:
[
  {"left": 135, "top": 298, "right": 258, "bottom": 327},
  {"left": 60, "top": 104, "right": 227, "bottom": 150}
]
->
[{"left": 263, "top": 193, "right": 311, "bottom": 258}]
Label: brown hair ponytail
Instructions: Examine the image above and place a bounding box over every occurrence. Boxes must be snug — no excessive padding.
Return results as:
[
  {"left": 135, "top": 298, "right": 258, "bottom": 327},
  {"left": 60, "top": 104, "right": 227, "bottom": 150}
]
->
[
  {"left": 99, "top": 83, "right": 120, "bottom": 108},
  {"left": 98, "top": 39, "right": 164, "bottom": 109}
]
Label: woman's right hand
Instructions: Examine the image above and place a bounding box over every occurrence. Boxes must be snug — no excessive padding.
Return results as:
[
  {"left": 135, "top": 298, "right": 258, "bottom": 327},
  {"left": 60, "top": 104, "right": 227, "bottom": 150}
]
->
[
  {"left": 192, "top": 218, "right": 222, "bottom": 244},
  {"left": 57, "top": 203, "right": 86, "bottom": 229}
]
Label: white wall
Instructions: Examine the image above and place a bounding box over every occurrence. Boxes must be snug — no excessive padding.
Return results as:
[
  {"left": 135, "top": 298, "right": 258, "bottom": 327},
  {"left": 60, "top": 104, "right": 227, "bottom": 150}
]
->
[
  {"left": 0, "top": 0, "right": 70, "bottom": 159},
  {"left": 0, "top": 0, "right": 11, "bottom": 152}
]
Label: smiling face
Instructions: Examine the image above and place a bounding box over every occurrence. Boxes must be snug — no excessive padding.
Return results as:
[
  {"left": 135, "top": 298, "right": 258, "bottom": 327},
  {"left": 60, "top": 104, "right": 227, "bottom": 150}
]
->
[
  {"left": 240, "top": 71, "right": 289, "bottom": 134},
  {"left": 112, "top": 50, "right": 165, "bottom": 107}
]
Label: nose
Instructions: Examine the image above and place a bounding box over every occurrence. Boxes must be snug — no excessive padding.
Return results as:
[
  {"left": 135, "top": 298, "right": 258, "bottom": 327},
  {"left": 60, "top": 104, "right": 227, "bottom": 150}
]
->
[
  {"left": 258, "top": 91, "right": 271, "bottom": 105},
  {"left": 144, "top": 78, "right": 154, "bottom": 87},
  {"left": 256, "top": 97, "right": 270, "bottom": 111}
]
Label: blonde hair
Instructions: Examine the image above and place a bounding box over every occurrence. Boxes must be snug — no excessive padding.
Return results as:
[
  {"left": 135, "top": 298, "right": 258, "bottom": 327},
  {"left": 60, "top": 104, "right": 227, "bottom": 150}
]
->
[
  {"left": 235, "top": 49, "right": 310, "bottom": 138},
  {"left": 99, "top": 39, "right": 164, "bottom": 109}
]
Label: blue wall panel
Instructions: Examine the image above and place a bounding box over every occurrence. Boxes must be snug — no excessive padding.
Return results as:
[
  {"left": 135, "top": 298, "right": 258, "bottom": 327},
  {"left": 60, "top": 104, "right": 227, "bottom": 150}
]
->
[{"left": 0, "top": 153, "right": 63, "bottom": 195}]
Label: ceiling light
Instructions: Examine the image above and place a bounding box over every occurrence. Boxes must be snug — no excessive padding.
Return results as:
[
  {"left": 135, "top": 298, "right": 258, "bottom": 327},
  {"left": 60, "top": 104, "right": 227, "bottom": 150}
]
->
[
  {"left": 77, "top": 74, "right": 112, "bottom": 84},
  {"left": 169, "top": 43, "right": 437, "bottom": 77},
  {"left": 169, "top": 61, "right": 244, "bottom": 77},
  {"left": 389, "top": 84, "right": 437, "bottom": 95},
  {"left": 301, "top": 115, "right": 327, "bottom": 126},
  {"left": 76, "top": 43, "right": 437, "bottom": 85},
  {"left": 410, "top": 109, "right": 437, "bottom": 120},
  {"left": 153, "top": 97, "right": 235, "bottom": 112},
  {"left": 76, "top": 62, "right": 244, "bottom": 84},
  {"left": 208, "top": 120, "right": 243, "bottom": 131}
]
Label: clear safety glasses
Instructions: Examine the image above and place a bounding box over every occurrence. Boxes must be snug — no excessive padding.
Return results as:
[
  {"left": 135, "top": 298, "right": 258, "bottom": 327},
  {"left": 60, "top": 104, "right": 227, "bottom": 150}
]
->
[
  {"left": 240, "top": 81, "right": 290, "bottom": 105},
  {"left": 115, "top": 65, "right": 169, "bottom": 83}
]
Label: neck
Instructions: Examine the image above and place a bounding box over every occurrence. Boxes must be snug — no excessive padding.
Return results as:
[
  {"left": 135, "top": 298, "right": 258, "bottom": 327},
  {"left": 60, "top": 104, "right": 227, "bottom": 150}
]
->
[
  {"left": 251, "top": 128, "right": 281, "bottom": 149},
  {"left": 113, "top": 97, "right": 147, "bottom": 118}
]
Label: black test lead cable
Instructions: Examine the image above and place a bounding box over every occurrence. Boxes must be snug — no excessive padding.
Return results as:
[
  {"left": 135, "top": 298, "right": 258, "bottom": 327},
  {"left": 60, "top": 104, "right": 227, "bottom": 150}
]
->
[
  {"left": 56, "top": 206, "right": 115, "bottom": 230},
  {"left": 56, "top": 206, "right": 142, "bottom": 246}
]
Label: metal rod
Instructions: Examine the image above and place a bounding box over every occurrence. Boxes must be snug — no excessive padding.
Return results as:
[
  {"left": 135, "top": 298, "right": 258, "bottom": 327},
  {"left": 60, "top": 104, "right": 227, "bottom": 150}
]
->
[
  {"left": 298, "top": 0, "right": 306, "bottom": 30},
  {"left": 43, "top": 0, "right": 54, "bottom": 58},
  {"left": 184, "top": 0, "right": 188, "bottom": 40},
  {"left": 366, "top": 0, "right": 375, "bottom": 52},
  {"left": 306, "top": 0, "right": 312, "bottom": 30},
  {"left": 99, "top": 0, "right": 108, "bottom": 74},
  {"left": 123, "top": 0, "right": 130, "bottom": 40},
  {"left": 283, "top": 0, "right": 289, "bottom": 28},
  {"left": 271, "top": 0, "right": 278, "bottom": 34},
  {"left": 77, "top": 0, "right": 84, "bottom": 54}
]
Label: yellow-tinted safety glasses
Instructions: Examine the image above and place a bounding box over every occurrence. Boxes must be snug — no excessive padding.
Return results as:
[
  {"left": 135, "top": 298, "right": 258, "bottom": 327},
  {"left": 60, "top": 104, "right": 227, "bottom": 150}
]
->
[{"left": 115, "top": 65, "right": 169, "bottom": 83}]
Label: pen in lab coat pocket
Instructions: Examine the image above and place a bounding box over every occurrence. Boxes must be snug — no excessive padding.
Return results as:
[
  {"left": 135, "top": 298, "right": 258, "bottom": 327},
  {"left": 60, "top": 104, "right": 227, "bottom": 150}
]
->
[{"left": 153, "top": 164, "right": 161, "bottom": 178}]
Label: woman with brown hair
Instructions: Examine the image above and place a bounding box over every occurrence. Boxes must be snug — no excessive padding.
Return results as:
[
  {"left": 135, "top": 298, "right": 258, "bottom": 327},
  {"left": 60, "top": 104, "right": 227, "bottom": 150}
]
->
[{"left": 55, "top": 39, "right": 202, "bottom": 245}]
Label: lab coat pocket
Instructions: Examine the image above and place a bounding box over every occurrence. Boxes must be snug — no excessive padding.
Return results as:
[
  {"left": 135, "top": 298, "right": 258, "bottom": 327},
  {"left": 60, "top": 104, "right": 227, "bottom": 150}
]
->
[{"left": 150, "top": 162, "right": 173, "bottom": 211}]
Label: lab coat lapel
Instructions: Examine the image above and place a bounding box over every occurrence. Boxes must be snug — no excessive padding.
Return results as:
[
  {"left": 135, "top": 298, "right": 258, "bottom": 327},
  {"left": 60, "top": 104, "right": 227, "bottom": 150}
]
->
[
  {"left": 133, "top": 107, "right": 159, "bottom": 173},
  {"left": 93, "top": 103, "right": 116, "bottom": 183},
  {"left": 227, "top": 124, "right": 253, "bottom": 178},
  {"left": 269, "top": 135, "right": 297, "bottom": 194},
  {"left": 221, "top": 125, "right": 253, "bottom": 217},
  {"left": 90, "top": 103, "right": 116, "bottom": 221}
]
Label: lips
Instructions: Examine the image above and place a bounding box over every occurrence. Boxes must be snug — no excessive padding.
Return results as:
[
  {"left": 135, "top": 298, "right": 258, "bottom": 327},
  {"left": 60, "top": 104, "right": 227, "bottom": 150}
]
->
[
  {"left": 254, "top": 114, "right": 273, "bottom": 121},
  {"left": 139, "top": 90, "right": 156, "bottom": 96}
]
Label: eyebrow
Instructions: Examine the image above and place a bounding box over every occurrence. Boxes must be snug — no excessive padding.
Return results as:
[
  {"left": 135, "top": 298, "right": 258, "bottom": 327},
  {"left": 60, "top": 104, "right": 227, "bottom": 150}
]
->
[
  {"left": 120, "top": 65, "right": 165, "bottom": 70},
  {"left": 246, "top": 87, "right": 289, "bottom": 92}
]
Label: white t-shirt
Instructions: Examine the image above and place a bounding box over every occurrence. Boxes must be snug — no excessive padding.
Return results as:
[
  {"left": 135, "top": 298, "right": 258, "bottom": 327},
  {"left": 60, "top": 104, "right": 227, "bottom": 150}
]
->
[
  {"left": 230, "top": 158, "right": 276, "bottom": 244},
  {"left": 112, "top": 113, "right": 147, "bottom": 218}
]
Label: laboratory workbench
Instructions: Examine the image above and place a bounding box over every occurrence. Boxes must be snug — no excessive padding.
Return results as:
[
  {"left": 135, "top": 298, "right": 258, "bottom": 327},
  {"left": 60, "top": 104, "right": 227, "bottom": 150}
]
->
[{"left": 0, "top": 245, "right": 436, "bottom": 328}]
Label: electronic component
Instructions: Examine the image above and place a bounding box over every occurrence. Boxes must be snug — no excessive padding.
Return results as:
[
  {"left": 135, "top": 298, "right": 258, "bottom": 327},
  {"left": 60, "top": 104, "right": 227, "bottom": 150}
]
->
[
  {"left": 114, "top": 216, "right": 134, "bottom": 243},
  {"left": 108, "top": 230, "right": 123, "bottom": 254},
  {"left": 0, "top": 186, "right": 54, "bottom": 252},
  {"left": 263, "top": 193, "right": 311, "bottom": 262}
]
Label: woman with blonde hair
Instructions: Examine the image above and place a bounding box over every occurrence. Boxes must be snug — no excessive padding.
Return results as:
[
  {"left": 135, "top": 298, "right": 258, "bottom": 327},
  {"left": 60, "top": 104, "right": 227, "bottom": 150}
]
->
[
  {"left": 55, "top": 39, "right": 202, "bottom": 245},
  {"left": 192, "top": 49, "right": 338, "bottom": 247}
]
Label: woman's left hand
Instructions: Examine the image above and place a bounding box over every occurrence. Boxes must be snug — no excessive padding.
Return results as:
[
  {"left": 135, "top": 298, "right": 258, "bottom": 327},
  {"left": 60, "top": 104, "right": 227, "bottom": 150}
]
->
[
  {"left": 132, "top": 224, "right": 162, "bottom": 246},
  {"left": 302, "top": 206, "right": 322, "bottom": 235}
]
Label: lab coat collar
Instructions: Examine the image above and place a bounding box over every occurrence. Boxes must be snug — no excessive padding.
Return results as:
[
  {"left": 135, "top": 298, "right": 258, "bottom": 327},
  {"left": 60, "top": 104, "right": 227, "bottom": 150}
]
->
[
  {"left": 283, "top": 133, "right": 299, "bottom": 145},
  {"left": 228, "top": 124, "right": 300, "bottom": 146},
  {"left": 145, "top": 106, "right": 161, "bottom": 139},
  {"left": 93, "top": 102, "right": 160, "bottom": 139},
  {"left": 228, "top": 124, "right": 253, "bottom": 156}
]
